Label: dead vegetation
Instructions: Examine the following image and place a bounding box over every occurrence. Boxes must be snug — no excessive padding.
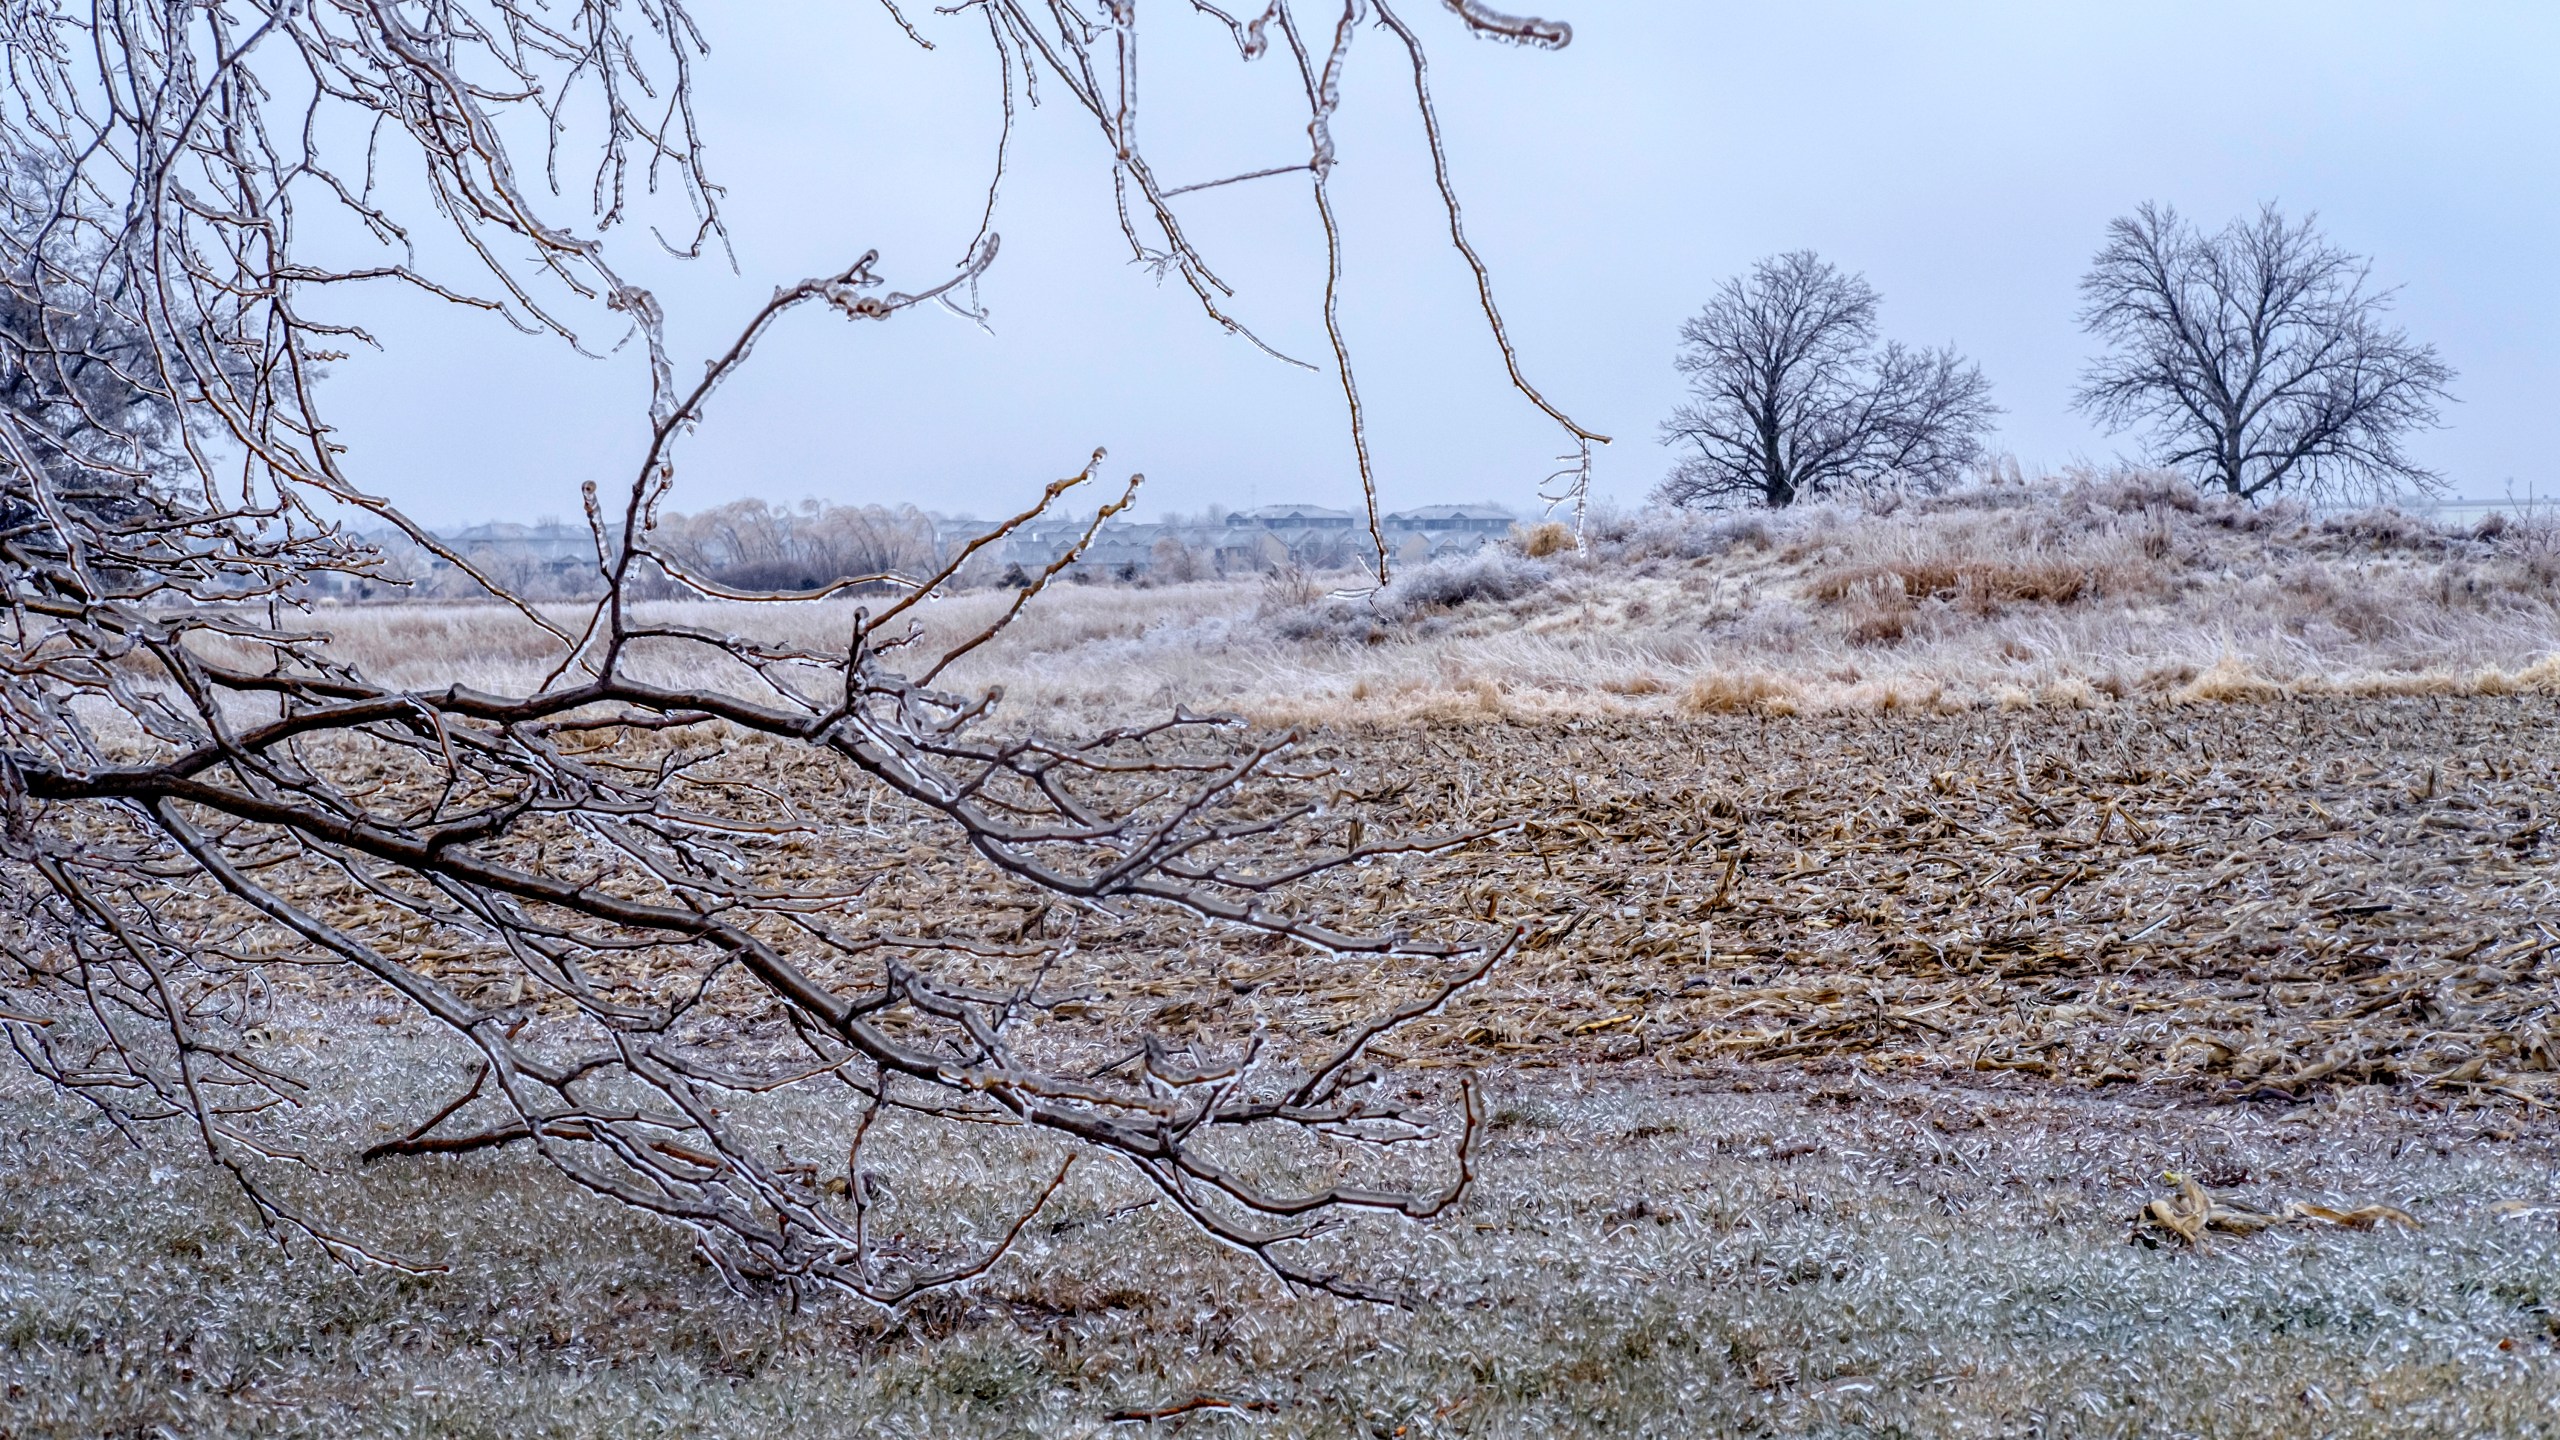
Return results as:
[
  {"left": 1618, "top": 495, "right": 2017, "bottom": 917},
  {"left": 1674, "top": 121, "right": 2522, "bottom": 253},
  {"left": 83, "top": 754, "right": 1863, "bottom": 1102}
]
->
[
  {"left": 218, "top": 692, "right": 2553, "bottom": 1121},
  {"left": 13, "top": 557, "right": 2560, "bottom": 1431},
  {"left": 8, "top": 1050, "right": 2556, "bottom": 1437},
  {"left": 657, "top": 691, "right": 2557, "bottom": 1112},
  {"left": 2136, "top": 1172, "right": 2420, "bottom": 1247},
  {"left": 301, "top": 474, "right": 2560, "bottom": 727},
  {"left": 1315, "top": 697, "right": 2560, "bottom": 1111}
]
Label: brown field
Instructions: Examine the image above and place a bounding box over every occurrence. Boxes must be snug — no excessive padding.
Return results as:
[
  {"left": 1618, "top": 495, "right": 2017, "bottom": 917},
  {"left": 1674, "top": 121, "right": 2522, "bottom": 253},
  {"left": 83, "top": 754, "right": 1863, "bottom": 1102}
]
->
[
  {"left": 1313, "top": 697, "right": 2560, "bottom": 1101},
  {"left": 597, "top": 693, "right": 2558, "bottom": 1110},
  {"left": 9, "top": 486, "right": 2560, "bottom": 1437},
  {"left": 10, "top": 696, "right": 2560, "bottom": 1437}
]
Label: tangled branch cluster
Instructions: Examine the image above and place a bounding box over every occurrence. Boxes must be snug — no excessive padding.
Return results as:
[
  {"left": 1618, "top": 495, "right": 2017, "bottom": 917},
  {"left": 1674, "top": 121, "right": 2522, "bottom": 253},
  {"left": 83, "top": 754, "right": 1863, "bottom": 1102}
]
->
[{"left": 0, "top": 0, "right": 1586, "bottom": 1301}]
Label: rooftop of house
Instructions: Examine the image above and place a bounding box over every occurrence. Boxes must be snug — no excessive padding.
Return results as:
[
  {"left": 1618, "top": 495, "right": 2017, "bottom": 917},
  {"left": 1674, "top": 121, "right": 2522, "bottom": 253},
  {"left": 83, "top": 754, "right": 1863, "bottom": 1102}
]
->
[
  {"left": 1384, "top": 504, "right": 1514, "bottom": 526},
  {"left": 1229, "top": 504, "right": 1355, "bottom": 526},
  {"left": 438, "top": 521, "right": 592, "bottom": 544}
]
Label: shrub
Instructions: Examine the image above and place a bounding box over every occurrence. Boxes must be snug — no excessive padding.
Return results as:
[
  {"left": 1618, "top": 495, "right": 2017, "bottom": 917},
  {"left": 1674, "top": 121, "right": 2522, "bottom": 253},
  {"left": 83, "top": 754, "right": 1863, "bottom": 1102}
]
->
[
  {"left": 1380, "top": 549, "right": 1553, "bottom": 618},
  {"left": 2320, "top": 506, "right": 2451, "bottom": 553},
  {"left": 1682, "top": 671, "right": 1801, "bottom": 714},
  {"left": 1517, "top": 521, "right": 1577, "bottom": 558},
  {"left": 1595, "top": 509, "right": 1777, "bottom": 563},
  {"left": 1261, "top": 549, "right": 1553, "bottom": 644}
]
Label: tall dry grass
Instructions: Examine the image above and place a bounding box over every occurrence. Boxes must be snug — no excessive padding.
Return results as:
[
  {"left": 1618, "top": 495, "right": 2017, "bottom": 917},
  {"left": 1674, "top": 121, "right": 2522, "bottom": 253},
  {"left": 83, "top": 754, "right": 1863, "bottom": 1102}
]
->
[{"left": 293, "top": 472, "right": 2560, "bottom": 727}]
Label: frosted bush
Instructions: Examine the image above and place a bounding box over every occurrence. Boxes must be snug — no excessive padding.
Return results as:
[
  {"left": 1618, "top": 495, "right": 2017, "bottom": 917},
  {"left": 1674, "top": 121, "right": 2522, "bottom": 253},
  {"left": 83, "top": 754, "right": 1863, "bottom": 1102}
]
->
[
  {"left": 1377, "top": 549, "right": 1553, "bottom": 618},
  {"left": 1263, "top": 549, "right": 1552, "bottom": 644}
]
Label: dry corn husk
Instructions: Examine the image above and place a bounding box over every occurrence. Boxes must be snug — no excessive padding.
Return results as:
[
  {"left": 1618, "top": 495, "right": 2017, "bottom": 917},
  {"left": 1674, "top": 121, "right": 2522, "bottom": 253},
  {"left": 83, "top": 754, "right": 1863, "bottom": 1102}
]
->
[{"left": 2138, "top": 1172, "right": 2419, "bottom": 1246}]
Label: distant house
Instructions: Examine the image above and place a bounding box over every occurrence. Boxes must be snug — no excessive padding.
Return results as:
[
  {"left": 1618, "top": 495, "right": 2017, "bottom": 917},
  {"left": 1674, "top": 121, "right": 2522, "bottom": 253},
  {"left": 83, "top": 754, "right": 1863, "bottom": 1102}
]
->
[
  {"left": 416, "top": 520, "right": 600, "bottom": 598},
  {"left": 1217, "top": 505, "right": 1362, "bottom": 566},
  {"left": 957, "top": 498, "right": 1519, "bottom": 583},
  {"left": 438, "top": 520, "right": 596, "bottom": 565},
  {"left": 1383, "top": 504, "right": 1512, "bottom": 536},
  {"left": 1210, "top": 528, "right": 1290, "bottom": 573},
  {"left": 1079, "top": 523, "right": 1169, "bottom": 579},
  {"left": 1383, "top": 503, "right": 1513, "bottom": 561},
  {"left": 933, "top": 515, "right": 995, "bottom": 555},
  {"left": 1229, "top": 503, "right": 1356, "bottom": 531}
]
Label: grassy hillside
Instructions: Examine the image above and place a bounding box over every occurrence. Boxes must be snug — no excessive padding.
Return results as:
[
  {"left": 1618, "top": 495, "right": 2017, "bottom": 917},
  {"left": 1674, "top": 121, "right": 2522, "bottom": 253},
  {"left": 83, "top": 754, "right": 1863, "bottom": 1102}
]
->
[{"left": 305, "top": 474, "right": 2560, "bottom": 726}]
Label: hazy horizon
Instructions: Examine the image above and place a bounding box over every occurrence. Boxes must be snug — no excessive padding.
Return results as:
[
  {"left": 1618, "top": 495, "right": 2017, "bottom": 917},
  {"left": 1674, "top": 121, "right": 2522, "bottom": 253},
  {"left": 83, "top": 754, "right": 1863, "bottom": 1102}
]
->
[{"left": 306, "top": 2, "right": 2560, "bottom": 529}]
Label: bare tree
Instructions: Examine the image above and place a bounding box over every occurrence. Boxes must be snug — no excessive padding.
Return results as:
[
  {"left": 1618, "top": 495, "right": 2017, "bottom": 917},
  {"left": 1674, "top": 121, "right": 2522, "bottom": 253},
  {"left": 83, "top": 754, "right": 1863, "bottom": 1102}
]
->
[
  {"left": 655, "top": 499, "right": 939, "bottom": 596},
  {"left": 1150, "top": 534, "right": 1207, "bottom": 583},
  {"left": 0, "top": 0, "right": 1595, "bottom": 1304},
  {"left": 1657, "top": 252, "right": 1996, "bottom": 509},
  {"left": 2075, "top": 203, "right": 2455, "bottom": 504}
]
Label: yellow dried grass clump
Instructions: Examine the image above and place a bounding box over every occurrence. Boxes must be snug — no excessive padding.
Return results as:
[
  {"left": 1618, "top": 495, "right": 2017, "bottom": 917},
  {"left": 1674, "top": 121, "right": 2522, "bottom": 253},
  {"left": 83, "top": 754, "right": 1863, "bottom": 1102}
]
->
[
  {"left": 1601, "top": 672, "right": 1673, "bottom": 697},
  {"left": 1812, "top": 557, "right": 2098, "bottom": 609},
  {"left": 2040, "top": 676, "right": 2104, "bottom": 709},
  {"left": 2138, "top": 1173, "right": 2420, "bottom": 1247},
  {"left": 1682, "top": 671, "right": 1801, "bottom": 715},
  {"left": 2479, "top": 653, "right": 2560, "bottom": 695},
  {"left": 1517, "top": 521, "right": 1577, "bottom": 559},
  {"left": 1994, "top": 680, "right": 2102, "bottom": 712},
  {"left": 2171, "top": 653, "right": 2289, "bottom": 704}
]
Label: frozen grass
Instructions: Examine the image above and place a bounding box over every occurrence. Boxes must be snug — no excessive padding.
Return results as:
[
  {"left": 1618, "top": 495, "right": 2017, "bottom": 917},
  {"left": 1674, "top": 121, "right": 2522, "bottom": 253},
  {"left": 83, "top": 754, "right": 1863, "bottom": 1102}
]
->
[
  {"left": 5, "top": 1038, "right": 2557, "bottom": 1438},
  {"left": 289, "top": 474, "right": 2560, "bottom": 728},
  {"left": 292, "top": 577, "right": 1265, "bottom": 709},
  {"left": 21, "top": 478, "right": 2560, "bottom": 1436}
]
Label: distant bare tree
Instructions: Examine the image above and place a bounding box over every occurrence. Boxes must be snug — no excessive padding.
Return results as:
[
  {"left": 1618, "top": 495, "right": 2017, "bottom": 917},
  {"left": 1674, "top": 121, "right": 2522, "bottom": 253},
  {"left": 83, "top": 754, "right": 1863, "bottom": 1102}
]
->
[
  {"left": 0, "top": 0, "right": 1591, "bottom": 1304},
  {"left": 656, "top": 499, "right": 938, "bottom": 595},
  {"left": 1150, "top": 534, "right": 1207, "bottom": 583},
  {"left": 1657, "top": 252, "right": 1996, "bottom": 509},
  {"left": 2075, "top": 203, "right": 2455, "bottom": 503}
]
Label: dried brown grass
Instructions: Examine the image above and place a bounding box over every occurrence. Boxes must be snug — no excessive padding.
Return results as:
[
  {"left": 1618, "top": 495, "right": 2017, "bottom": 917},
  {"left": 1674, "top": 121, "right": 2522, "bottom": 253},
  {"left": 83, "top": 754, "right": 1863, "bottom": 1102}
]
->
[
  {"left": 292, "top": 475, "right": 2560, "bottom": 727},
  {"left": 2171, "top": 652, "right": 2292, "bottom": 704},
  {"left": 1516, "top": 520, "right": 1577, "bottom": 558},
  {"left": 1314, "top": 697, "right": 2560, "bottom": 1110},
  {"left": 1680, "top": 671, "right": 1800, "bottom": 715},
  {"left": 1810, "top": 556, "right": 2101, "bottom": 609}
]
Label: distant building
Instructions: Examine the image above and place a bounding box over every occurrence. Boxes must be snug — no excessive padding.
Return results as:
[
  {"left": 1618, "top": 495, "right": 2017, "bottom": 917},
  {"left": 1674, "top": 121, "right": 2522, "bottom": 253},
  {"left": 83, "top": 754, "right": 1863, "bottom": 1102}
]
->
[
  {"left": 1229, "top": 503, "right": 1357, "bottom": 531},
  {"left": 1383, "top": 503, "right": 1513, "bottom": 561},
  {"left": 1210, "top": 528, "right": 1291, "bottom": 573},
  {"left": 933, "top": 515, "right": 995, "bottom": 555},
  {"left": 412, "top": 520, "right": 599, "bottom": 598},
  {"left": 1079, "top": 523, "right": 1169, "bottom": 579},
  {"left": 437, "top": 520, "right": 596, "bottom": 564},
  {"left": 962, "top": 500, "right": 1518, "bottom": 583},
  {"left": 1384, "top": 503, "right": 1512, "bottom": 535}
]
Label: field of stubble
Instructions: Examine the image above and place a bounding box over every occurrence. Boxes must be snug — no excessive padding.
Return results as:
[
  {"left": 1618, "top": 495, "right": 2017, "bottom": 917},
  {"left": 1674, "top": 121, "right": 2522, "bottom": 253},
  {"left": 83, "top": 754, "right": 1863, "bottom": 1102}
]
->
[
  {"left": 1327, "top": 696, "right": 2560, "bottom": 1102},
  {"left": 6, "top": 694, "right": 2559, "bottom": 1438}
]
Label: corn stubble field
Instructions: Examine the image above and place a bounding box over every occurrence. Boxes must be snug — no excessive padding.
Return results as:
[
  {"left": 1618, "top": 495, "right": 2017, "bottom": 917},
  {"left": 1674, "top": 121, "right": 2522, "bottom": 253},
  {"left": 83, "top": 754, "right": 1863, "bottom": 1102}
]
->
[{"left": 7, "top": 480, "right": 2560, "bottom": 1437}]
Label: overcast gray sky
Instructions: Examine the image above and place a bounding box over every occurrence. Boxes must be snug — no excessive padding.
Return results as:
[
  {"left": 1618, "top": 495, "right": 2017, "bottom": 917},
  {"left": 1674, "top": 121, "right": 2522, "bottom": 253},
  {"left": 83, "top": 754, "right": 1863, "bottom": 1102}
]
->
[{"left": 313, "top": 2, "right": 2560, "bottom": 528}]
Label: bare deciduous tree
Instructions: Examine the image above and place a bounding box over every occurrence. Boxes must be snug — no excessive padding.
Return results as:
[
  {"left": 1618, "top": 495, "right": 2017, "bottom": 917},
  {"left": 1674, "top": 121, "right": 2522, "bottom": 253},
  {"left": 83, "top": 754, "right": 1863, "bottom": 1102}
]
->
[
  {"left": 656, "top": 499, "right": 940, "bottom": 597},
  {"left": 2075, "top": 203, "right": 2455, "bottom": 504},
  {"left": 1657, "top": 251, "right": 1996, "bottom": 510},
  {"left": 0, "top": 0, "right": 1596, "bottom": 1304}
]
